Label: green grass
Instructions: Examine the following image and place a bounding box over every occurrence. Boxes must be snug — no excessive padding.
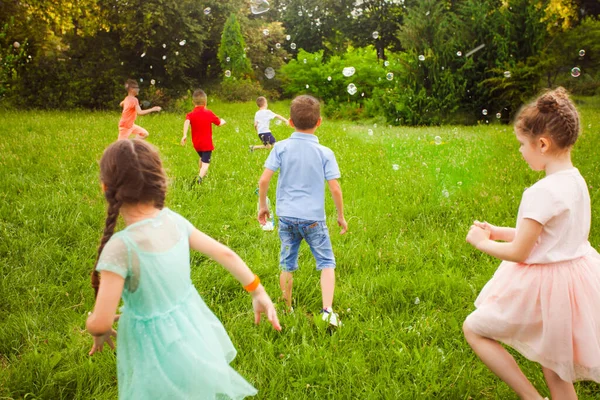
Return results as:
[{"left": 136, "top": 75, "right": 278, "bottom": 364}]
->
[{"left": 1, "top": 98, "right": 599, "bottom": 399}]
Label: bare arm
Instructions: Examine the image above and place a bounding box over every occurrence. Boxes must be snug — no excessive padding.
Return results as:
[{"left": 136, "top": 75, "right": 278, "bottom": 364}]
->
[
  {"left": 474, "top": 221, "right": 516, "bottom": 242},
  {"left": 86, "top": 272, "right": 124, "bottom": 335},
  {"left": 258, "top": 169, "right": 275, "bottom": 225},
  {"left": 254, "top": 121, "right": 258, "bottom": 131},
  {"left": 136, "top": 104, "right": 161, "bottom": 116},
  {"left": 467, "top": 218, "right": 542, "bottom": 263},
  {"left": 181, "top": 119, "right": 190, "bottom": 146},
  {"left": 275, "top": 114, "right": 288, "bottom": 123},
  {"left": 327, "top": 179, "right": 348, "bottom": 234},
  {"left": 189, "top": 228, "right": 281, "bottom": 330}
]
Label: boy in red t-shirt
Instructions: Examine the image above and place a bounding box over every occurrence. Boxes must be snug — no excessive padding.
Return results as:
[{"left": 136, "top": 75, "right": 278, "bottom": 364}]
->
[
  {"left": 181, "top": 89, "right": 226, "bottom": 184},
  {"left": 118, "top": 79, "right": 161, "bottom": 140}
]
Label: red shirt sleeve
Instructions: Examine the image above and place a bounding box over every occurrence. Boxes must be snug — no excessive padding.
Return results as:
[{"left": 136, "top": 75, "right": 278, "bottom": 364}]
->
[{"left": 210, "top": 111, "right": 221, "bottom": 125}]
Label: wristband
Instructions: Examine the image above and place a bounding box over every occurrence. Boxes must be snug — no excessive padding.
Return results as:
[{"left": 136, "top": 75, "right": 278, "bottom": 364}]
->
[{"left": 244, "top": 274, "right": 260, "bottom": 292}]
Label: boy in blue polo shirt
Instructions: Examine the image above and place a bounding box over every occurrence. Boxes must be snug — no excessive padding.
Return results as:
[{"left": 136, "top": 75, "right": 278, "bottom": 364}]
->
[{"left": 257, "top": 95, "right": 348, "bottom": 327}]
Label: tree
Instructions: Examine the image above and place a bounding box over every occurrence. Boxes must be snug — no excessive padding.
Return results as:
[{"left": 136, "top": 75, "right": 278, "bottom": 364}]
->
[{"left": 218, "top": 14, "right": 253, "bottom": 79}]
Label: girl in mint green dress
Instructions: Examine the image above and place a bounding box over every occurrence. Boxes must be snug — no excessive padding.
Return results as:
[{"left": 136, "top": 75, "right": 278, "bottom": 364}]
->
[{"left": 85, "top": 140, "right": 281, "bottom": 399}]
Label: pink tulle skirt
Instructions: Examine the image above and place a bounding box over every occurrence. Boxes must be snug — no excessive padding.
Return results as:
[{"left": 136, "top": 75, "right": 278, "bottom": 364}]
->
[{"left": 465, "top": 249, "right": 600, "bottom": 382}]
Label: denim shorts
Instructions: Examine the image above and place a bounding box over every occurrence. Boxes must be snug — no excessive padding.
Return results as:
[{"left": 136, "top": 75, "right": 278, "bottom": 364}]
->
[{"left": 278, "top": 217, "right": 335, "bottom": 272}]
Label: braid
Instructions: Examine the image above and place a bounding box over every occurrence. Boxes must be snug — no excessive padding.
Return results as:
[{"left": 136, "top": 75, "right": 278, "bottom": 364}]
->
[{"left": 91, "top": 193, "right": 122, "bottom": 298}]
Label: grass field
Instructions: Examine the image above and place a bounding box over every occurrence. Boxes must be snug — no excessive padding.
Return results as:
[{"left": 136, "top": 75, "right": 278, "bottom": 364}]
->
[{"left": 1, "top": 97, "right": 600, "bottom": 399}]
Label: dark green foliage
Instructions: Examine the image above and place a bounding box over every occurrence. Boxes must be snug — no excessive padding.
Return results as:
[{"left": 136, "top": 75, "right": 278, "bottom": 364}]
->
[{"left": 218, "top": 14, "right": 253, "bottom": 80}]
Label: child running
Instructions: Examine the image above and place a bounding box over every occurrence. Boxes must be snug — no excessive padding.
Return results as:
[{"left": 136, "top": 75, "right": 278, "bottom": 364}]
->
[
  {"left": 464, "top": 87, "right": 600, "bottom": 400},
  {"left": 257, "top": 95, "right": 348, "bottom": 326},
  {"left": 86, "top": 139, "right": 280, "bottom": 399},
  {"left": 118, "top": 79, "right": 161, "bottom": 140},
  {"left": 249, "top": 96, "right": 288, "bottom": 151},
  {"left": 181, "top": 89, "right": 225, "bottom": 184}
]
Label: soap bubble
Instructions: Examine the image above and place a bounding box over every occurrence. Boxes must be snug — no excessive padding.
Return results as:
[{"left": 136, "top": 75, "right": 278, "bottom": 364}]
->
[
  {"left": 225, "top": 70, "right": 231, "bottom": 78},
  {"left": 263, "top": 29, "right": 269, "bottom": 36},
  {"left": 250, "top": 0, "right": 270, "bottom": 14},
  {"left": 226, "top": 57, "right": 230, "bottom": 63},
  {"left": 434, "top": 136, "right": 442, "bottom": 145},
  {"left": 456, "top": 51, "right": 462, "bottom": 56},
  {"left": 503, "top": 71, "right": 511, "bottom": 78},
  {"left": 139, "top": 78, "right": 143, "bottom": 82},
  {"left": 203, "top": 7, "right": 211, "bottom": 15},
  {"left": 418, "top": 55, "right": 425, "bottom": 61},
  {"left": 235, "top": 127, "right": 239, "bottom": 133},
  {"left": 384, "top": 60, "right": 390, "bottom": 67},
  {"left": 327, "top": 76, "right": 332, "bottom": 81},
  {"left": 13, "top": 41, "right": 20, "bottom": 48},
  {"left": 342, "top": 67, "right": 355, "bottom": 77},
  {"left": 275, "top": 43, "right": 281, "bottom": 49},
  {"left": 141, "top": 52, "right": 146, "bottom": 57},
  {"left": 579, "top": 49, "right": 585, "bottom": 57},
  {"left": 414, "top": 297, "right": 421, "bottom": 305},
  {"left": 162, "top": 43, "right": 166, "bottom": 48},
  {"left": 347, "top": 83, "right": 357, "bottom": 95},
  {"left": 150, "top": 79, "right": 156, "bottom": 85},
  {"left": 457, "top": 181, "right": 463, "bottom": 186},
  {"left": 175, "top": 51, "right": 179, "bottom": 56},
  {"left": 482, "top": 109, "right": 488, "bottom": 116},
  {"left": 264, "top": 67, "right": 275, "bottom": 79},
  {"left": 368, "top": 129, "right": 373, "bottom": 136},
  {"left": 286, "top": 35, "right": 291, "bottom": 41},
  {"left": 162, "top": 55, "right": 167, "bottom": 60},
  {"left": 386, "top": 72, "right": 394, "bottom": 81},
  {"left": 571, "top": 67, "right": 581, "bottom": 78},
  {"left": 372, "top": 31, "right": 379, "bottom": 39},
  {"left": 298, "top": 11, "right": 303, "bottom": 16},
  {"left": 392, "top": 164, "right": 400, "bottom": 171},
  {"left": 496, "top": 112, "right": 501, "bottom": 119},
  {"left": 442, "top": 189, "right": 449, "bottom": 198},
  {"left": 179, "top": 40, "right": 186, "bottom": 46},
  {"left": 290, "top": 43, "right": 297, "bottom": 50}
]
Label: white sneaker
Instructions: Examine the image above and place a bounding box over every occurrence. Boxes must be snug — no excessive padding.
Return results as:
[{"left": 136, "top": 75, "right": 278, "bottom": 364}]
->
[
  {"left": 262, "top": 221, "right": 274, "bottom": 231},
  {"left": 321, "top": 308, "right": 342, "bottom": 327}
]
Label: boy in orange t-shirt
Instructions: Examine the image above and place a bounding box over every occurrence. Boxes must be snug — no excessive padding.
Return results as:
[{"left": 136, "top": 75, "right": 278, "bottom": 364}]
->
[
  {"left": 181, "top": 89, "right": 225, "bottom": 184},
  {"left": 118, "top": 79, "right": 161, "bottom": 140}
]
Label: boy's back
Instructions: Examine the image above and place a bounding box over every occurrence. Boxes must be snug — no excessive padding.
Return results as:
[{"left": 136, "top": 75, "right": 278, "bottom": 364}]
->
[
  {"left": 265, "top": 132, "right": 340, "bottom": 221},
  {"left": 187, "top": 106, "right": 220, "bottom": 151}
]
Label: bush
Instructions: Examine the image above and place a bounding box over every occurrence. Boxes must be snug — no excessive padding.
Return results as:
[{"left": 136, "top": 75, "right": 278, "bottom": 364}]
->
[{"left": 218, "top": 78, "right": 265, "bottom": 102}]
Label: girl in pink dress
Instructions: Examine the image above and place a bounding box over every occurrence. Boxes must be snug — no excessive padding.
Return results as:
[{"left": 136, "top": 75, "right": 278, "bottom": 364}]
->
[{"left": 464, "top": 87, "right": 600, "bottom": 400}]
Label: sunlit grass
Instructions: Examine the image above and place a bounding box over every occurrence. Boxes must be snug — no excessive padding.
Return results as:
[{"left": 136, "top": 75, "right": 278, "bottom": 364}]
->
[{"left": 1, "top": 98, "right": 599, "bottom": 399}]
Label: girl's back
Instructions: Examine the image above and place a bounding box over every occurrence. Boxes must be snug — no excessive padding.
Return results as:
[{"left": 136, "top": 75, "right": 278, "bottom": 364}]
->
[{"left": 101, "top": 208, "right": 194, "bottom": 317}]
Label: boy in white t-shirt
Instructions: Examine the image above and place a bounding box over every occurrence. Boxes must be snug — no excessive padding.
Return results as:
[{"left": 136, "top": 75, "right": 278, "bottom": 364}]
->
[{"left": 250, "top": 97, "right": 289, "bottom": 151}]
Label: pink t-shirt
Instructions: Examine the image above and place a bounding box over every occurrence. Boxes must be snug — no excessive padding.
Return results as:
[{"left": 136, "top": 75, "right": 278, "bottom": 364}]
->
[{"left": 517, "top": 168, "right": 593, "bottom": 264}]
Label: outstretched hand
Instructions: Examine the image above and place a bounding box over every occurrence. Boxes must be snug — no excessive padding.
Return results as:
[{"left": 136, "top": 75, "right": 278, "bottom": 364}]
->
[
  {"left": 180, "top": 137, "right": 187, "bottom": 146},
  {"left": 251, "top": 286, "right": 281, "bottom": 331}
]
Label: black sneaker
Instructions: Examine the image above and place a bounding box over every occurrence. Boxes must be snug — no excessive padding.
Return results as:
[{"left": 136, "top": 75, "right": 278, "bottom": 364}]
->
[{"left": 197, "top": 176, "right": 203, "bottom": 184}]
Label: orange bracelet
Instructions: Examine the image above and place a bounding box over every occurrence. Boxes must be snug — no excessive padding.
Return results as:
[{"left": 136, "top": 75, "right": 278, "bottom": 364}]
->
[{"left": 243, "top": 274, "right": 260, "bottom": 292}]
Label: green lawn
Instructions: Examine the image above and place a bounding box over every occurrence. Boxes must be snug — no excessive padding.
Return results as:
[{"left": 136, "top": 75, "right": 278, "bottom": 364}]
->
[{"left": 1, "top": 98, "right": 599, "bottom": 399}]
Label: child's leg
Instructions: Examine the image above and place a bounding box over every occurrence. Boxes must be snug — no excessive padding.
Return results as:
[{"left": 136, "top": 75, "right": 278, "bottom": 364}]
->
[
  {"left": 278, "top": 218, "right": 301, "bottom": 309},
  {"left": 303, "top": 221, "right": 336, "bottom": 310},
  {"left": 542, "top": 367, "right": 577, "bottom": 400},
  {"left": 463, "top": 322, "right": 544, "bottom": 400},
  {"left": 197, "top": 151, "right": 211, "bottom": 179},
  {"left": 280, "top": 271, "right": 294, "bottom": 308},
  {"left": 118, "top": 127, "right": 132, "bottom": 140},
  {"left": 199, "top": 162, "right": 209, "bottom": 178},
  {"left": 320, "top": 268, "right": 335, "bottom": 310},
  {"left": 131, "top": 124, "right": 149, "bottom": 139}
]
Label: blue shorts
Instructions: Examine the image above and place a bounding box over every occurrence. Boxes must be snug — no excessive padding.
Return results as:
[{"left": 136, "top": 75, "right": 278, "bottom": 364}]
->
[
  {"left": 258, "top": 132, "right": 276, "bottom": 145},
  {"left": 196, "top": 151, "right": 212, "bottom": 163},
  {"left": 278, "top": 217, "right": 335, "bottom": 272}
]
